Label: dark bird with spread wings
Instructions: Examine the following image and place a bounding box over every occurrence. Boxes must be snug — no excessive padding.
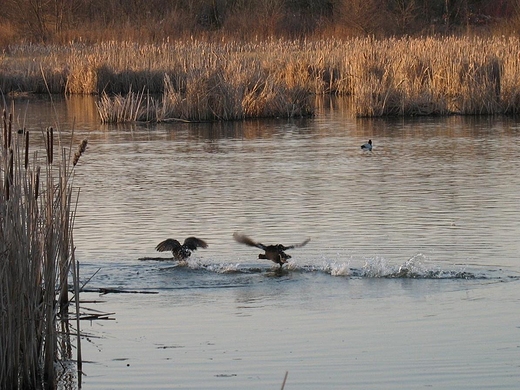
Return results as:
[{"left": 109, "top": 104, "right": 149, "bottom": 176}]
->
[
  {"left": 233, "top": 232, "right": 310, "bottom": 268},
  {"left": 155, "top": 237, "right": 208, "bottom": 260}
]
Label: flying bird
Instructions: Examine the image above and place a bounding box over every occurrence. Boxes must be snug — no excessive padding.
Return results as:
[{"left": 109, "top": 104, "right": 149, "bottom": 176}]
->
[
  {"left": 361, "top": 139, "right": 373, "bottom": 151},
  {"left": 155, "top": 237, "right": 208, "bottom": 260},
  {"left": 233, "top": 232, "right": 310, "bottom": 268}
]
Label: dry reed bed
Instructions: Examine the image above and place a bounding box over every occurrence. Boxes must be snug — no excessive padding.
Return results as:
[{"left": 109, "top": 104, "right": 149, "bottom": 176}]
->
[
  {"left": 2, "top": 37, "right": 520, "bottom": 119},
  {"left": 1, "top": 110, "right": 86, "bottom": 389}
]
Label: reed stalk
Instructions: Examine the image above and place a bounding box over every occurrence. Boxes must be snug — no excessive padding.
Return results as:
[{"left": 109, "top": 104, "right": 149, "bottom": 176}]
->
[
  {"left": 0, "top": 109, "right": 86, "bottom": 389},
  {"left": 2, "top": 36, "right": 520, "bottom": 117}
]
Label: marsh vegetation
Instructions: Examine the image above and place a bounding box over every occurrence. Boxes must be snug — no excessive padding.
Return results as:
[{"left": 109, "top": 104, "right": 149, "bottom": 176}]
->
[
  {"left": 2, "top": 36, "right": 520, "bottom": 121},
  {"left": 0, "top": 110, "right": 86, "bottom": 389},
  {"left": 1, "top": 2, "right": 520, "bottom": 121}
]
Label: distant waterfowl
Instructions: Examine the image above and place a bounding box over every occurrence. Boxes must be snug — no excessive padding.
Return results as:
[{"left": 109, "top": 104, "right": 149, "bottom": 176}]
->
[
  {"left": 155, "top": 237, "right": 208, "bottom": 260},
  {"left": 233, "top": 232, "right": 310, "bottom": 268},
  {"left": 361, "top": 139, "right": 373, "bottom": 151}
]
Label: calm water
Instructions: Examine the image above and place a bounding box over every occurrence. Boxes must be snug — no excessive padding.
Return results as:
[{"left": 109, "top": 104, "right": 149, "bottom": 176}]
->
[{"left": 11, "top": 96, "right": 520, "bottom": 389}]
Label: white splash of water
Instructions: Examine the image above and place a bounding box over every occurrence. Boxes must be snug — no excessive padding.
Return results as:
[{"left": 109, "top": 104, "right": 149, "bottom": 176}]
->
[
  {"left": 322, "top": 260, "right": 351, "bottom": 276},
  {"left": 362, "top": 256, "right": 394, "bottom": 277},
  {"left": 396, "top": 253, "right": 432, "bottom": 277}
]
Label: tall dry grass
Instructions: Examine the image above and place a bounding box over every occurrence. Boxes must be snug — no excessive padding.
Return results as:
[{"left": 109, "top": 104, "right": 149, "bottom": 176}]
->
[
  {"left": 0, "top": 109, "right": 86, "bottom": 389},
  {"left": 96, "top": 70, "right": 313, "bottom": 123},
  {"left": 349, "top": 36, "right": 519, "bottom": 116},
  {"left": 2, "top": 36, "right": 520, "bottom": 118}
]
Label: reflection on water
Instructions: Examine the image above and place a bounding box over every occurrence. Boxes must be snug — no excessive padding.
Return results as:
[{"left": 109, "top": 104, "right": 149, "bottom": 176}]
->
[
  {"left": 9, "top": 95, "right": 520, "bottom": 389},
  {"left": 53, "top": 95, "right": 520, "bottom": 273}
]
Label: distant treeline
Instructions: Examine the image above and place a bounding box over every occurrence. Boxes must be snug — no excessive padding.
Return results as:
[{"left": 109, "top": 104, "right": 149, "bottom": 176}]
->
[{"left": 0, "top": 0, "right": 517, "bottom": 46}]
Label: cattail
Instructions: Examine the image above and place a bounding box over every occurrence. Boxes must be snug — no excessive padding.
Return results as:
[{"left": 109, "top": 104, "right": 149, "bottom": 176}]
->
[
  {"left": 73, "top": 139, "right": 88, "bottom": 166},
  {"left": 5, "top": 148, "right": 13, "bottom": 200},
  {"left": 25, "top": 130, "right": 30, "bottom": 170},
  {"left": 46, "top": 127, "right": 53, "bottom": 164},
  {"left": 2, "top": 110, "right": 83, "bottom": 390},
  {"left": 35, "top": 166, "right": 40, "bottom": 200}
]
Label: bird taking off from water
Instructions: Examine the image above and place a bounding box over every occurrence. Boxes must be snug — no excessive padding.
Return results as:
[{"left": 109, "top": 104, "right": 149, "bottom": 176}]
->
[
  {"left": 361, "top": 139, "right": 373, "bottom": 151},
  {"left": 233, "top": 232, "right": 310, "bottom": 268},
  {"left": 156, "top": 237, "right": 208, "bottom": 260}
]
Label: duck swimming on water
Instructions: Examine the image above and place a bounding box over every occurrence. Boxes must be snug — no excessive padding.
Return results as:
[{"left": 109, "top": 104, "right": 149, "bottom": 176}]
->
[
  {"left": 155, "top": 237, "right": 208, "bottom": 260},
  {"left": 233, "top": 232, "right": 310, "bottom": 268},
  {"left": 361, "top": 139, "right": 373, "bottom": 151}
]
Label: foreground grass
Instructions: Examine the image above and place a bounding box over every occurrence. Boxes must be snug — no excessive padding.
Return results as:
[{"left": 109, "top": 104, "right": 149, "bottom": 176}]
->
[
  {"left": 0, "top": 110, "right": 86, "bottom": 389},
  {"left": 1, "top": 36, "right": 520, "bottom": 120}
]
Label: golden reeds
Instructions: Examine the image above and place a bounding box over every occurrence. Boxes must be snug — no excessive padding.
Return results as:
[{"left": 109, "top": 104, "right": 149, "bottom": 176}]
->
[
  {"left": 96, "top": 88, "right": 147, "bottom": 123},
  {"left": 0, "top": 109, "right": 86, "bottom": 389},
  {"left": 2, "top": 36, "right": 520, "bottom": 117},
  {"left": 96, "top": 70, "right": 314, "bottom": 123}
]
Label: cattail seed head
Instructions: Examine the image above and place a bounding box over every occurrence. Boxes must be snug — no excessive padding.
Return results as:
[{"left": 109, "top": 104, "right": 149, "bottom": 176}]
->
[{"left": 73, "top": 139, "right": 88, "bottom": 166}]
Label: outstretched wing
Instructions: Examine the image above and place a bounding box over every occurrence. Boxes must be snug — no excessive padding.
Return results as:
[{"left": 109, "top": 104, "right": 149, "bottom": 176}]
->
[
  {"left": 284, "top": 238, "right": 311, "bottom": 250},
  {"left": 183, "top": 237, "right": 208, "bottom": 250},
  {"left": 156, "top": 238, "right": 182, "bottom": 252},
  {"left": 233, "top": 232, "right": 266, "bottom": 250}
]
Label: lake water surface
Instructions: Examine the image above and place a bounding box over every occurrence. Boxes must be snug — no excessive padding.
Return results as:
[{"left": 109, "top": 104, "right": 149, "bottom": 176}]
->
[{"left": 11, "top": 96, "right": 520, "bottom": 389}]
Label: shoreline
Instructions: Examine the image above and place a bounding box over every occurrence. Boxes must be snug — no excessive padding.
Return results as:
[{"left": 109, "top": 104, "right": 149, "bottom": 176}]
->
[{"left": 2, "top": 36, "right": 520, "bottom": 119}]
